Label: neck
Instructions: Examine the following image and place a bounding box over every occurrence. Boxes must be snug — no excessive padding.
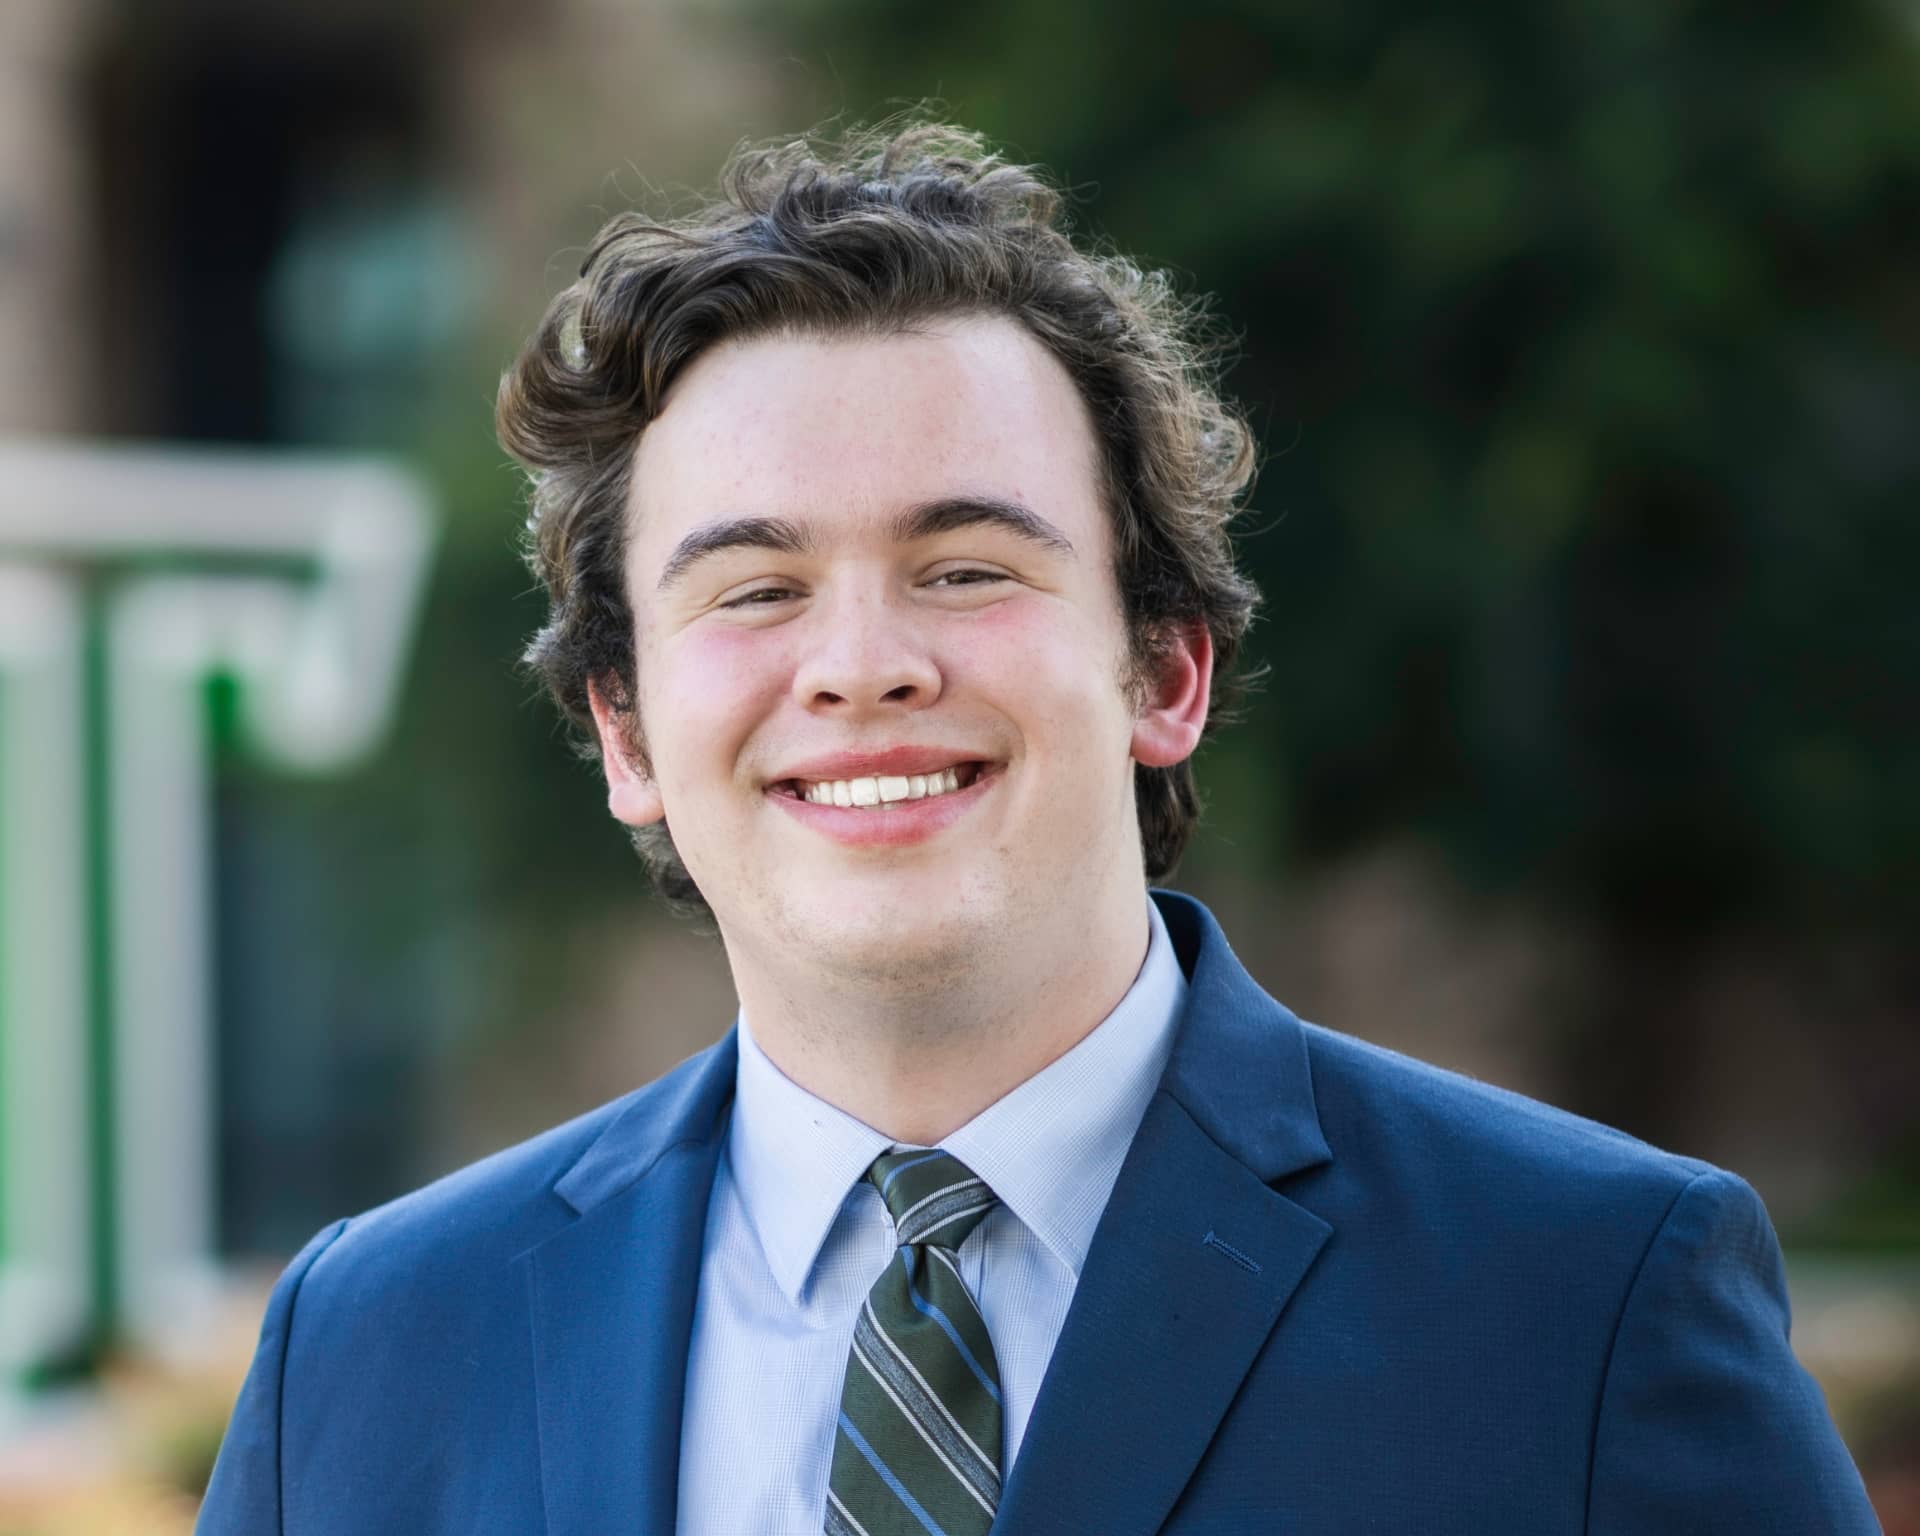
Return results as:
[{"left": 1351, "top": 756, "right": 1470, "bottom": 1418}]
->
[{"left": 728, "top": 886, "right": 1154, "bottom": 1145}]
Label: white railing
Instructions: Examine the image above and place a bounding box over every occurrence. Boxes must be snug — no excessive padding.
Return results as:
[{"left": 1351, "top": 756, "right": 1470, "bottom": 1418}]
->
[{"left": 0, "top": 440, "right": 435, "bottom": 1377}]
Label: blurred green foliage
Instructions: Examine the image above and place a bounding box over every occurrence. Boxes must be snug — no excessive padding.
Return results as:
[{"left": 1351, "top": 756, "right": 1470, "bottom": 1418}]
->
[
  {"left": 754, "top": 0, "right": 1920, "bottom": 944},
  {"left": 193, "top": 0, "right": 1917, "bottom": 1232}
]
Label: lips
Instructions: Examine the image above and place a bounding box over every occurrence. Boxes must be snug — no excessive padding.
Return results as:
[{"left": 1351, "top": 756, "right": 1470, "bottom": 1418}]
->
[{"left": 764, "top": 755, "right": 1002, "bottom": 846}]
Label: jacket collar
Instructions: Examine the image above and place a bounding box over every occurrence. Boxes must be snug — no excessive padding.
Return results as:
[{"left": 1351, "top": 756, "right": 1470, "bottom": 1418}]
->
[
  {"left": 1154, "top": 887, "right": 1332, "bottom": 1182},
  {"left": 550, "top": 1030, "right": 738, "bottom": 1216},
  {"left": 993, "top": 889, "right": 1335, "bottom": 1535}
]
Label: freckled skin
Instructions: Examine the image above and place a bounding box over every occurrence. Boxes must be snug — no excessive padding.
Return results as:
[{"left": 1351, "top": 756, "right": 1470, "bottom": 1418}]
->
[{"left": 589, "top": 316, "right": 1210, "bottom": 1143}]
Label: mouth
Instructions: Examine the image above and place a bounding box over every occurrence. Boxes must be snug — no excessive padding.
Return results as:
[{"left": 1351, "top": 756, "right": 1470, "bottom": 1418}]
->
[{"left": 769, "top": 761, "right": 991, "bottom": 809}]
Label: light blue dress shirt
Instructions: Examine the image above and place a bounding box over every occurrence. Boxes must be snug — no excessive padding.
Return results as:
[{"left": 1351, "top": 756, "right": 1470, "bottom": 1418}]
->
[{"left": 675, "top": 899, "right": 1187, "bottom": 1534}]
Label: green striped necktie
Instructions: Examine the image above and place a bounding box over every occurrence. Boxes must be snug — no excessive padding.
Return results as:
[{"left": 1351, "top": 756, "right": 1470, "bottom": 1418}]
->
[{"left": 825, "top": 1149, "right": 1003, "bottom": 1536}]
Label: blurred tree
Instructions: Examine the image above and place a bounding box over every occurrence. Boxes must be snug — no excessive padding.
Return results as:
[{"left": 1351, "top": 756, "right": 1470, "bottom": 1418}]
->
[{"left": 755, "top": 0, "right": 1920, "bottom": 1142}]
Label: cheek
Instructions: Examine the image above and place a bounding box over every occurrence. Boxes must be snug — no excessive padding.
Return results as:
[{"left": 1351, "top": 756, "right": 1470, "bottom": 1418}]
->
[
  {"left": 955, "top": 600, "right": 1130, "bottom": 724},
  {"left": 645, "top": 627, "right": 788, "bottom": 777}
]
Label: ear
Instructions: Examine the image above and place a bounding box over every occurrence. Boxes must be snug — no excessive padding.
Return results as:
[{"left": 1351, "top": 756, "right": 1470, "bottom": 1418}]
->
[
  {"left": 588, "top": 676, "right": 666, "bottom": 827},
  {"left": 1130, "top": 623, "right": 1213, "bottom": 769}
]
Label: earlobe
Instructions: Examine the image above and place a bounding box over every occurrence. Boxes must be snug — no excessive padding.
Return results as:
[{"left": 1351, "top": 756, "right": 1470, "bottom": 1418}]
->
[
  {"left": 587, "top": 676, "right": 666, "bottom": 827},
  {"left": 1130, "top": 623, "right": 1214, "bottom": 769}
]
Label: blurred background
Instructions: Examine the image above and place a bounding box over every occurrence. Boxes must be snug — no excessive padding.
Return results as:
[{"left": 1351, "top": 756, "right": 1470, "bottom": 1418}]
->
[{"left": 1, "top": 0, "right": 1916, "bottom": 1527}]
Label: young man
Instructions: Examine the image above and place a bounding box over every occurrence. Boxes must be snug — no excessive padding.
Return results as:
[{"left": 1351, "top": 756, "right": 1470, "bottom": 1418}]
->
[{"left": 199, "top": 125, "right": 1876, "bottom": 1534}]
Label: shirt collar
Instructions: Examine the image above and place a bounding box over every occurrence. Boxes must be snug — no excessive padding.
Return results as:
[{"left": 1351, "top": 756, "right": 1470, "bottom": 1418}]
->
[
  {"left": 728, "top": 897, "right": 1187, "bottom": 1305},
  {"left": 729, "top": 1020, "right": 892, "bottom": 1306}
]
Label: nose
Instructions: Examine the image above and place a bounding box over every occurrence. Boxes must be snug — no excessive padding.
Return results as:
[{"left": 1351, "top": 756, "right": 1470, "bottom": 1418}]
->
[{"left": 790, "top": 591, "right": 943, "bottom": 715}]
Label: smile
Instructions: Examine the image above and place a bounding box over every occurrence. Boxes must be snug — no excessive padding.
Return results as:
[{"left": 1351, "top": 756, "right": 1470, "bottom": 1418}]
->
[{"left": 777, "top": 763, "right": 985, "bottom": 809}]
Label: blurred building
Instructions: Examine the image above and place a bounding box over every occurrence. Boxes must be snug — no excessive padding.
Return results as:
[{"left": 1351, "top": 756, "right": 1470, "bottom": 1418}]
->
[
  {"left": 3, "top": 0, "right": 779, "bottom": 443},
  {"left": 0, "top": 0, "right": 771, "bottom": 1382}
]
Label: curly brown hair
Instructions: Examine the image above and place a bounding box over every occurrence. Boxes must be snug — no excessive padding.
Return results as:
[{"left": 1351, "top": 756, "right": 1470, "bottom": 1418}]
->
[{"left": 497, "top": 120, "right": 1261, "bottom": 912}]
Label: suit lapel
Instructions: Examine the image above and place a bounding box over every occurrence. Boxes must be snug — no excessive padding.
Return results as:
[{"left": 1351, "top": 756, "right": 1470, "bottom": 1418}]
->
[
  {"left": 994, "top": 893, "right": 1335, "bottom": 1536},
  {"left": 519, "top": 1035, "right": 737, "bottom": 1536},
  {"left": 514, "top": 895, "right": 1321, "bottom": 1535}
]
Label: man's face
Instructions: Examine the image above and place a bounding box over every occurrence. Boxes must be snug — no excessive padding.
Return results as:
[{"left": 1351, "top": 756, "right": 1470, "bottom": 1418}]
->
[{"left": 594, "top": 315, "right": 1205, "bottom": 985}]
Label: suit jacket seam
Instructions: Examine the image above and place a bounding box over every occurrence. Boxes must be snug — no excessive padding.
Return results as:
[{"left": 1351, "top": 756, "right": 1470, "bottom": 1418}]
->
[
  {"left": 541, "top": 1122, "right": 726, "bottom": 1235},
  {"left": 1158, "top": 1032, "right": 1330, "bottom": 1187},
  {"left": 522, "top": 1251, "right": 548, "bottom": 1532},
  {"left": 1581, "top": 1167, "right": 1719, "bottom": 1536},
  {"left": 1155, "top": 1085, "right": 1233, "bottom": 1169}
]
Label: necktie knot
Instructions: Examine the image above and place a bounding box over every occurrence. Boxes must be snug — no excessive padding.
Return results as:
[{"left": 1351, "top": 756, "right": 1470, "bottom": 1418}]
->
[{"left": 867, "top": 1148, "right": 998, "bottom": 1251}]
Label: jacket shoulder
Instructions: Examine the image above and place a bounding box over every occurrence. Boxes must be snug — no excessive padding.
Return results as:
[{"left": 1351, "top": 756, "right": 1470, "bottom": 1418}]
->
[
  {"left": 297, "top": 1037, "right": 730, "bottom": 1305},
  {"left": 1296, "top": 1017, "right": 1715, "bottom": 1220}
]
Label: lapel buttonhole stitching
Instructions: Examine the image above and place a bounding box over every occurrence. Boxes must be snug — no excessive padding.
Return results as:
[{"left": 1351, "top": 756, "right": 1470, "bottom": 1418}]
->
[{"left": 1201, "top": 1230, "right": 1262, "bottom": 1274}]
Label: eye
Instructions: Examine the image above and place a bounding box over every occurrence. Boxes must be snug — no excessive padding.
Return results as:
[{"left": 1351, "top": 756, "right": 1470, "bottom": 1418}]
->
[
  {"left": 718, "top": 584, "right": 799, "bottom": 610},
  {"left": 928, "top": 568, "right": 1008, "bottom": 589}
]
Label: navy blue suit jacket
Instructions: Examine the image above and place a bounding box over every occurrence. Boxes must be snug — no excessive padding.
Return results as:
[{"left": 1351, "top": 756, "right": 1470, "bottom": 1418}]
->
[{"left": 199, "top": 892, "right": 1877, "bottom": 1532}]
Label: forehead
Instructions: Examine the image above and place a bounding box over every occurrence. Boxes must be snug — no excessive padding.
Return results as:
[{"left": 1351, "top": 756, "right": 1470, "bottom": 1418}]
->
[{"left": 624, "top": 315, "right": 1107, "bottom": 556}]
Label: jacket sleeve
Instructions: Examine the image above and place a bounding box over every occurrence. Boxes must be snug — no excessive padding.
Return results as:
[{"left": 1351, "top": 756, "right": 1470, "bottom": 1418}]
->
[
  {"left": 196, "top": 1220, "right": 350, "bottom": 1536},
  {"left": 1587, "top": 1169, "right": 1880, "bottom": 1533}
]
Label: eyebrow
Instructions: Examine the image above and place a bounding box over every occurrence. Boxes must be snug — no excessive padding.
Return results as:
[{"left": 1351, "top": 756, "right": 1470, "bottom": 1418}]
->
[
  {"left": 653, "top": 495, "right": 1075, "bottom": 592},
  {"left": 654, "top": 516, "right": 813, "bottom": 591}
]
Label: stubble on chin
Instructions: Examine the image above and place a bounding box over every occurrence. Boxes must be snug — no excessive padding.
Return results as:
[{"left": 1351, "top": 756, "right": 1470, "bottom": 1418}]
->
[{"left": 751, "top": 869, "right": 1025, "bottom": 1015}]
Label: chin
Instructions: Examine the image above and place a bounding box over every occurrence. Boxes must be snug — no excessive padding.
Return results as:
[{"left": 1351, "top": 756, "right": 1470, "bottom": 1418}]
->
[{"left": 767, "top": 872, "right": 1009, "bottom": 986}]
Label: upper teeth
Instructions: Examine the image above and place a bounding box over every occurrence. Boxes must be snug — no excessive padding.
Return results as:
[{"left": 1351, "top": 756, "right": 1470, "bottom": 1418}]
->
[{"left": 800, "top": 768, "right": 964, "bottom": 807}]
